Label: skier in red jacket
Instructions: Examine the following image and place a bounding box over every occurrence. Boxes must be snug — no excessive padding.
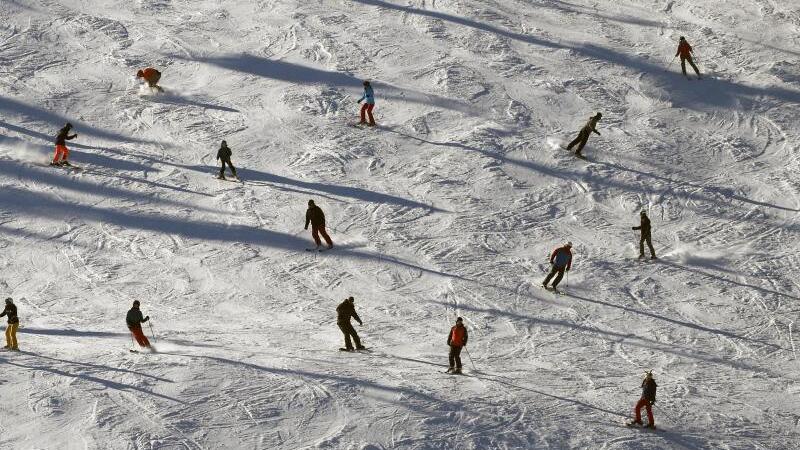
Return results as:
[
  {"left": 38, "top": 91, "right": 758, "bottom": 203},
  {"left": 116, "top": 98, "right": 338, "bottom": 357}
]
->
[
  {"left": 676, "top": 37, "right": 701, "bottom": 79},
  {"left": 136, "top": 67, "right": 164, "bottom": 92},
  {"left": 446, "top": 317, "right": 469, "bottom": 374},
  {"left": 542, "top": 242, "right": 573, "bottom": 292}
]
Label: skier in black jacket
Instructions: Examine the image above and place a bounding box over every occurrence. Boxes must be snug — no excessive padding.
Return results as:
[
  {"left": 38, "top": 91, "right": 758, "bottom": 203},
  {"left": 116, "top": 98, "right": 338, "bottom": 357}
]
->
[
  {"left": 126, "top": 300, "right": 152, "bottom": 349},
  {"left": 566, "top": 113, "right": 601, "bottom": 157},
  {"left": 629, "top": 371, "right": 658, "bottom": 428},
  {"left": 336, "top": 297, "right": 364, "bottom": 351},
  {"left": 216, "top": 140, "right": 237, "bottom": 180},
  {"left": 632, "top": 211, "right": 656, "bottom": 259},
  {"left": 305, "top": 200, "right": 334, "bottom": 249},
  {"left": 52, "top": 122, "right": 78, "bottom": 166},
  {"left": 1, "top": 298, "right": 19, "bottom": 351}
]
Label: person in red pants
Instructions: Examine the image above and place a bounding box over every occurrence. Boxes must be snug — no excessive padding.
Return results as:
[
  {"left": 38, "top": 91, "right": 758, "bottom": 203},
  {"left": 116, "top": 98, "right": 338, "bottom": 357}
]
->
[
  {"left": 356, "top": 80, "right": 376, "bottom": 126},
  {"left": 126, "top": 300, "right": 152, "bottom": 350},
  {"left": 628, "top": 371, "right": 658, "bottom": 429},
  {"left": 136, "top": 67, "right": 164, "bottom": 92},
  {"left": 305, "top": 199, "right": 333, "bottom": 250},
  {"left": 51, "top": 122, "right": 77, "bottom": 166}
]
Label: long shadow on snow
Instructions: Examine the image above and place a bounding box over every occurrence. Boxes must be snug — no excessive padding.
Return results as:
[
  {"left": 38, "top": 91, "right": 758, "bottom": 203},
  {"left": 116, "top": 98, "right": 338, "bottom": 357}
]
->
[
  {"left": 0, "top": 354, "right": 183, "bottom": 403},
  {"left": 0, "top": 120, "right": 108, "bottom": 152},
  {"left": 0, "top": 95, "right": 170, "bottom": 146},
  {"left": 389, "top": 128, "right": 799, "bottom": 217},
  {"left": 147, "top": 93, "right": 240, "bottom": 113},
  {"left": 18, "top": 327, "right": 223, "bottom": 349},
  {"left": 431, "top": 301, "right": 773, "bottom": 374},
  {"left": 160, "top": 352, "right": 459, "bottom": 412},
  {"left": 235, "top": 167, "right": 446, "bottom": 212},
  {"left": 26, "top": 352, "right": 173, "bottom": 382},
  {"left": 355, "top": 0, "right": 800, "bottom": 108},
  {"left": 171, "top": 54, "right": 473, "bottom": 114},
  {"left": 0, "top": 160, "right": 214, "bottom": 213}
]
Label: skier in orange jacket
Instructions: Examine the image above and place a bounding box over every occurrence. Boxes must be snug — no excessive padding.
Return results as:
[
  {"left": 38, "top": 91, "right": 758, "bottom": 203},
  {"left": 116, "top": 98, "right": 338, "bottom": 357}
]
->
[
  {"left": 676, "top": 37, "right": 701, "bottom": 79},
  {"left": 136, "top": 67, "right": 163, "bottom": 92}
]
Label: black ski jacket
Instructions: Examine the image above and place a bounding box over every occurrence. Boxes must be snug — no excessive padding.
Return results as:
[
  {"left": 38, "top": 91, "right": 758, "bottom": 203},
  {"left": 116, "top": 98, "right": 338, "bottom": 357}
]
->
[
  {"left": 217, "top": 144, "right": 232, "bottom": 161},
  {"left": 55, "top": 127, "right": 77, "bottom": 146},
  {"left": 641, "top": 378, "right": 657, "bottom": 403},
  {"left": 632, "top": 215, "right": 652, "bottom": 237},
  {"left": 126, "top": 307, "right": 148, "bottom": 329},
  {"left": 305, "top": 205, "right": 326, "bottom": 228},
  {"left": 336, "top": 300, "right": 362, "bottom": 325},
  {"left": 0, "top": 303, "right": 19, "bottom": 324},
  {"left": 580, "top": 117, "right": 601, "bottom": 137}
]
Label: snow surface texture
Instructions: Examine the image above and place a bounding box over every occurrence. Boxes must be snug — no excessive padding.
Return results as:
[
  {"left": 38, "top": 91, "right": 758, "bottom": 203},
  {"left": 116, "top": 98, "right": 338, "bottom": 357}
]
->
[{"left": 1, "top": 0, "right": 799, "bottom": 448}]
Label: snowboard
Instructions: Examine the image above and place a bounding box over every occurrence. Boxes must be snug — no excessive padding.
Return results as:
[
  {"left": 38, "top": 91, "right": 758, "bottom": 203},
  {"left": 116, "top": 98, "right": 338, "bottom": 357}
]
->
[
  {"left": 215, "top": 175, "right": 241, "bottom": 183},
  {"left": 49, "top": 162, "right": 83, "bottom": 171},
  {"left": 624, "top": 421, "right": 661, "bottom": 431},
  {"left": 339, "top": 347, "right": 369, "bottom": 352}
]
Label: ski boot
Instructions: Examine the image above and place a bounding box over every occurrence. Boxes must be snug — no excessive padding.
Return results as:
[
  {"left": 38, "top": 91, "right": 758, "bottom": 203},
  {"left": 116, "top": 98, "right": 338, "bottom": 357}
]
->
[
  {"left": 61, "top": 160, "right": 72, "bottom": 167},
  {"left": 445, "top": 367, "right": 454, "bottom": 373},
  {"left": 453, "top": 368, "right": 462, "bottom": 375},
  {"left": 644, "top": 423, "right": 656, "bottom": 430}
]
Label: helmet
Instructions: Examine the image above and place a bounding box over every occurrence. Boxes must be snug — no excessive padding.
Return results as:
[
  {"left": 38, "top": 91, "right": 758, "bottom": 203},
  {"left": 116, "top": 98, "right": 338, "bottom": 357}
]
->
[
  {"left": 348, "top": 296, "right": 354, "bottom": 303},
  {"left": 456, "top": 317, "right": 463, "bottom": 323},
  {"left": 221, "top": 140, "right": 227, "bottom": 146},
  {"left": 363, "top": 80, "right": 370, "bottom": 86},
  {"left": 136, "top": 69, "right": 144, "bottom": 78},
  {"left": 65, "top": 122, "right": 73, "bottom": 129},
  {"left": 133, "top": 300, "right": 140, "bottom": 307},
  {"left": 640, "top": 210, "right": 647, "bottom": 216},
  {"left": 4, "top": 297, "right": 11, "bottom": 304},
  {"left": 308, "top": 199, "right": 315, "bottom": 206},
  {"left": 595, "top": 112, "right": 603, "bottom": 119},
  {"left": 679, "top": 36, "right": 685, "bottom": 41},
  {"left": 566, "top": 241, "right": 573, "bottom": 247}
]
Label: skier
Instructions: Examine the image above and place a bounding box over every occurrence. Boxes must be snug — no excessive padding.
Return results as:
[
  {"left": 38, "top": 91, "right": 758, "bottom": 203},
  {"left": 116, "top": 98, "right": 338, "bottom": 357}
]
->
[
  {"left": 446, "top": 317, "right": 468, "bottom": 374},
  {"left": 126, "top": 300, "right": 152, "bottom": 350},
  {"left": 305, "top": 200, "right": 334, "bottom": 250},
  {"left": 216, "top": 140, "right": 237, "bottom": 180},
  {"left": 676, "top": 36, "right": 701, "bottom": 79},
  {"left": 566, "top": 113, "right": 602, "bottom": 158},
  {"left": 356, "top": 80, "right": 376, "bottom": 126},
  {"left": 136, "top": 67, "right": 164, "bottom": 92},
  {"left": 632, "top": 211, "right": 656, "bottom": 259},
  {"left": 336, "top": 296, "right": 365, "bottom": 351},
  {"left": 628, "top": 371, "right": 658, "bottom": 429},
  {"left": 542, "top": 242, "right": 573, "bottom": 293},
  {"left": 51, "top": 122, "right": 77, "bottom": 166},
  {"left": 1, "top": 298, "right": 19, "bottom": 351}
]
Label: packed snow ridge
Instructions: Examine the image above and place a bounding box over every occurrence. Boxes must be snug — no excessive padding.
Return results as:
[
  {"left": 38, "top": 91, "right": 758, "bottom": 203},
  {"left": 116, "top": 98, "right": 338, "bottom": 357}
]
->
[{"left": 1, "top": 0, "right": 799, "bottom": 449}]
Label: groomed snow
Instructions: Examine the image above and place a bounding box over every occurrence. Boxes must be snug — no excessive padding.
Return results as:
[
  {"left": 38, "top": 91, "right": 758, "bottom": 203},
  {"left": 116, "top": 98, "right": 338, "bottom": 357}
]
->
[{"left": 1, "top": 0, "right": 799, "bottom": 448}]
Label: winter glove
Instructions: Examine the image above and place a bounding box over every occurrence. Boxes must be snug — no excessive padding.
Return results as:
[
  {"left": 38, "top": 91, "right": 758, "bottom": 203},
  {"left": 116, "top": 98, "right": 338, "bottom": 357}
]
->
[
  {"left": 304, "top": 226, "right": 308, "bottom": 230},
  {"left": 631, "top": 226, "right": 636, "bottom": 230},
  {"left": 143, "top": 316, "right": 149, "bottom": 322},
  {"left": 357, "top": 100, "right": 362, "bottom": 104},
  {"left": 358, "top": 320, "right": 363, "bottom": 326}
]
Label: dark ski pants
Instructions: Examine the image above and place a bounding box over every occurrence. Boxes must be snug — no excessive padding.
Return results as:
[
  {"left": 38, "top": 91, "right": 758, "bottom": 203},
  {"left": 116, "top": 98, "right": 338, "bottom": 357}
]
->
[
  {"left": 543, "top": 265, "right": 566, "bottom": 288},
  {"left": 639, "top": 234, "right": 656, "bottom": 257},
  {"left": 129, "top": 326, "right": 151, "bottom": 348},
  {"left": 449, "top": 345, "right": 463, "bottom": 369},
  {"left": 338, "top": 321, "right": 362, "bottom": 349},
  {"left": 566, "top": 130, "right": 590, "bottom": 155},
  {"left": 634, "top": 398, "right": 654, "bottom": 425},
  {"left": 360, "top": 103, "right": 375, "bottom": 125},
  {"left": 219, "top": 158, "right": 236, "bottom": 177},
  {"left": 312, "top": 225, "right": 333, "bottom": 247},
  {"left": 680, "top": 56, "right": 700, "bottom": 76}
]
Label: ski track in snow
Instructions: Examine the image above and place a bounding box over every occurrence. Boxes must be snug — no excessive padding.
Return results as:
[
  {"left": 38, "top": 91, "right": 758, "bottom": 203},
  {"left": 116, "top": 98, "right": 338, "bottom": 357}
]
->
[{"left": 1, "top": 0, "right": 800, "bottom": 448}]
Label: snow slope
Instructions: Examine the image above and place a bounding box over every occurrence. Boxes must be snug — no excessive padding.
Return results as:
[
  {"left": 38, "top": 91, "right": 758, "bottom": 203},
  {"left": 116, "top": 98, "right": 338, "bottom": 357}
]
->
[{"left": 1, "top": 0, "right": 799, "bottom": 448}]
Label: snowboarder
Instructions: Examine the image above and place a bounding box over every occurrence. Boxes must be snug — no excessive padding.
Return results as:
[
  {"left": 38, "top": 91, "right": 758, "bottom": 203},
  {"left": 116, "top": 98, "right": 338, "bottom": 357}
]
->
[
  {"left": 566, "top": 113, "right": 602, "bottom": 157},
  {"left": 51, "top": 122, "right": 77, "bottom": 166},
  {"left": 1, "top": 298, "right": 19, "bottom": 351},
  {"left": 676, "top": 36, "right": 701, "bottom": 79},
  {"left": 336, "top": 296, "right": 364, "bottom": 351},
  {"left": 216, "top": 140, "right": 237, "bottom": 180},
  {"left": 305, "top": 200, "right": 334, "bottom": 250},
  {"left": 629, "top": 371, "right": 658, "bottom": 429},
  {"left": 356, "top": 80, "right": 376, "bottom": 126},
  {"left": 136, "top": 67, "right": 164, "bottom": 92},
  {"left": 542, "top": 242, "right": 573, "bottom": 292},
  {"left": 632, "top": 211, "right": 656, "bottom": 259},
  {"left": 126, "top": 300, "right": 152, "bottom": 350},
  {"left": 446, "top": 317, "right": 468, "bottom": 374}
]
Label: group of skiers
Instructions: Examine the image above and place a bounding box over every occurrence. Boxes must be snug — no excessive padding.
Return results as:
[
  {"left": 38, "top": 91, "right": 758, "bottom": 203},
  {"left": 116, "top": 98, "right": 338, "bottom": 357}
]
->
[{"left": 21, "top": 37, "right": 698, "bottom": 429}]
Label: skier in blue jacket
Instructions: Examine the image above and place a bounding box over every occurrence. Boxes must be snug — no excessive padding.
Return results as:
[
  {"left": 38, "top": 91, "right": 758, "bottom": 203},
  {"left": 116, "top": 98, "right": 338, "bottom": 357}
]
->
[
  {"left": 357, "top": 80, "right": 376, "bottom": 126},
  {"left": 542, "top": 242, "right": 573, "bottom": 292}
]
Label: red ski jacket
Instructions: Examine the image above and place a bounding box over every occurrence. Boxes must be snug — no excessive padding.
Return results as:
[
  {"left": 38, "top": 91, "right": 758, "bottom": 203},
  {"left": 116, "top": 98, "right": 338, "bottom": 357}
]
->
[
  {"left": 448, "top": 324, "right": 468, "bottom": 347},
  {"left": 676, "top": 41, "right": 692, "bottom": 58}
]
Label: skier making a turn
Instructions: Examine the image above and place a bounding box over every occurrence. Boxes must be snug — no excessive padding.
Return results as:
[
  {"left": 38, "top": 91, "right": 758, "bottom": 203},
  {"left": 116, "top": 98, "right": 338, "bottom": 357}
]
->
[
  {"left": 337, "top": 297, "right": 365, "bottom": 351},
  {"left": 126, "top": 300, "right": 152, "bottom": 351},
  {"left": 676, "top": 36, "right": 701, "bottom": 79},
  {"left": 566, "top": 113, "right": 602, "bottom": 158},
  {"left": 51, "top": 122, "right": 77, "bottom": 166},
  {"left": 1, "top": 298, "right": 19, "bottom": 351},
  {"left": 542, "top": 242, "right": 573, "bottom": 293},
  {"left": 305, "top": 200, "right": 334, "bottom": 250},
  {"left": 632, "top": 211, "right": 656, "bottom": 259},
  {"left": 216, "top": 140, "right": 237, "bottom": 180},
  {"left": 357, "top": 80, "right": 376, "bottom": 126},
  {"left": 136, "top": 67, "right": 164, "bottom": 92},
  {"left": 628, "top": 371, "right": 658, "bottom": 429},
  {"left": 446, "top": 317, "right": 468, "bottom": 374}
]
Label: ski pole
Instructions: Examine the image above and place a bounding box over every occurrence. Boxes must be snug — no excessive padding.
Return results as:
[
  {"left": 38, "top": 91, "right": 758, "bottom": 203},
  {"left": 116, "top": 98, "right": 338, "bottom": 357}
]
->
[
  {"left": 148, "top": 321, "right": 157, "bottom": 343},
  {"left": 665, "top": 55, "right": 676, "bottom": 71},
  {"left": 464, "top": 347, "right": 477, "bottom": 371}
]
